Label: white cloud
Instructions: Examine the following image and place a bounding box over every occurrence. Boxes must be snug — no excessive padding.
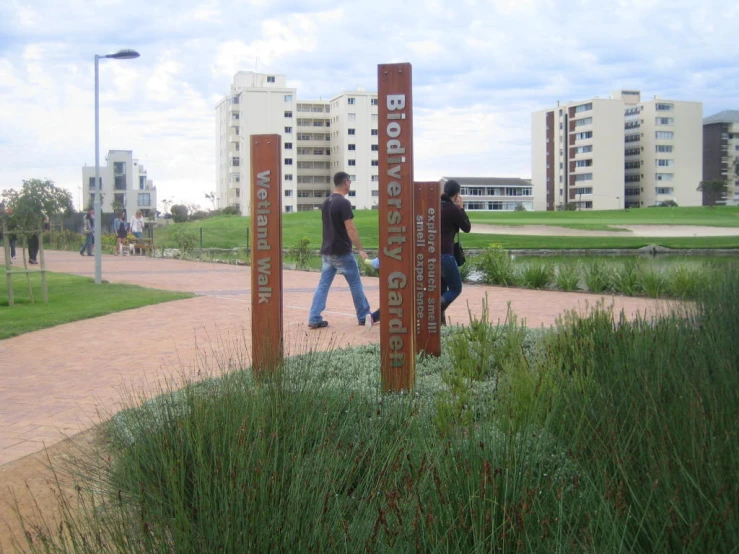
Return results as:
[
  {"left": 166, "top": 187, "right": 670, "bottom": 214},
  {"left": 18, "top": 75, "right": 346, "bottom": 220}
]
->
[{"left": 1, "top": 0, "right": 738, "bottom": 208}]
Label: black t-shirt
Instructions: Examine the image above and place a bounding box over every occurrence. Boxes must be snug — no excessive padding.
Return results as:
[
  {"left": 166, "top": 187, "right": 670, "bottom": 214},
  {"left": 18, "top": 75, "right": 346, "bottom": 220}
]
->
[
  {"left": 320, "top": 193, "right": 354, "bottom": 256},
  {"left": 440, "top": 200, "right": 471, "bottom": 255}
]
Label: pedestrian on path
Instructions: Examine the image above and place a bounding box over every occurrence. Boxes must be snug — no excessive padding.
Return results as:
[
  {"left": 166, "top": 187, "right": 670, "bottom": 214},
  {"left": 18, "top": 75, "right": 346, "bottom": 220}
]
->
[
  {"left": 129, "top": 210, "right": 145, "bottom": 239},
  {"left": 114, "top": 211, "right": 128, "bottom": 255},
  {"left": 308, "top": 171, "right": 373, "bottom": 329},
  {"left": 80, "top": 208, "right": 94, "bottom": 256},
  {"left": 439, "top": 179, "right": 471, "bottom": 322}
]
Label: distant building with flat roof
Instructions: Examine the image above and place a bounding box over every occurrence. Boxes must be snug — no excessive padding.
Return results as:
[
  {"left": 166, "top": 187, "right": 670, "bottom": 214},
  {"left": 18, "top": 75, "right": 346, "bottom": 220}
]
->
[{"left": 441, "top": 177, "right": 533, "bottom": 211}]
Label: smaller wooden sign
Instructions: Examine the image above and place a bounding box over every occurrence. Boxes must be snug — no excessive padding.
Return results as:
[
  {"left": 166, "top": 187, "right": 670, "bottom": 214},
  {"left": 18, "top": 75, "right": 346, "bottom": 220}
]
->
[
  {"left": 250, "top": 134, "right": 283, "bottom": 373},
  {"left": 413, "top": 182, "right": 441, "bottom": 357}
]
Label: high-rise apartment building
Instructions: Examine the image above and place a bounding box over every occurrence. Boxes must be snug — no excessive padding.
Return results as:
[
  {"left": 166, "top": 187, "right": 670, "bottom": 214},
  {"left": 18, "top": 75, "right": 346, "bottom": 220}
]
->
[
  {"left": 703, "top": 110, "right": 739, "bottom": 206},
  {"left": 81, "top": 149, "right": 157, "bottom": 216},
  {"left": 532, "top": 90, "right": 702, "bottom": 210},
  {"left": 216, "top": 72, "right": 379, "bottom": 215}
]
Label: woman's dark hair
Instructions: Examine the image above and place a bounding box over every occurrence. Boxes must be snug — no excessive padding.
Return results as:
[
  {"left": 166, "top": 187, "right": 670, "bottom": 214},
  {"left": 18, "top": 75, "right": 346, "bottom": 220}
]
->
[{"left": 441, "top": 179, "right": 461, "bottom": 202}]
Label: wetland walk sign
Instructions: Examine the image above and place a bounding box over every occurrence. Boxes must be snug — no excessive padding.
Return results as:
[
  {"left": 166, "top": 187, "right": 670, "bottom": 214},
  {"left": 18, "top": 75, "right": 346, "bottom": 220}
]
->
[
  {"left": 378, "top": 62, "right": 416, "bottom": 391},
  {"left": 413, "top": 181, "right": 441, "bottom": 357},
  {"left": 250, "top": 134, "right": 283, "bottom": 373}
]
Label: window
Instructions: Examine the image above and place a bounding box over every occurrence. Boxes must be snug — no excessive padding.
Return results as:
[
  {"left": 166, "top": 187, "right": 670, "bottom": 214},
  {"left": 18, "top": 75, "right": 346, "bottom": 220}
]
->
[
  {"left": 575, "top": 159, "right": 592, "bottom": 167},
  {"left": 348, "top": 144, "right": 356, "bottom": 150},
  {"left": 371, "top": 98, "right": 378, "bottom": 106},
  {"left": 625, "top": 134, "right": 641, "bottom": 143},
  {"left": 625, "top": 188, "right": 640, "bottom": 196},
  {"left": 88, "top": 177, "right": 101, "bottom": 189},
  {"left": 284, "top": 190, "right": 293, "bottom": 196},
  {"left": 574, "top": 102, "right": 592, "bottom": 113},
  {"left": 231, "top": 157, "right": 240, "bottom": 167},
  {"left": 348, "top": 190, "right": 356, "bottom": 197},
  {"left": 284, "top": 142, "right": 293, "bottom": 149},
  {"left": 137, "top": 193, "right": 150, "bottom": 206},
  {"left": 371, "top": 144, "right": 378, "bottom": 151},
  {"left": 284, "top": 126, "right": 292, "bottom": 133},
  {"left": 656, "top": 159, "right": 674, "bottom": 167},
  {"left": 267, "top": 76, "right": 275, "bottom": 83},
  {"left": 655, "top": 103, "right": 673, "bottom": 111},
  {"left": 348, "top": 128, "right": 355, "bottom": 135},
  {"left": 348, "top": 113, "right": 356, "bottom": 121},
  {"left": 625, "top": 147, "right": 640, "bottom": 156},
  {"left": 284, "top": 94, "right": 292, "bottom": 102},
  {"left": 347, "top": 97, "right": 355, "bottom": 105},
  {"left": 371, "top": 175, "right": 379, "bottom": 182},
  {"left": 576, "top": 145, "right": 593, "bottom": 154},
  {"left": 371, "top": 129, "right": 378, "bottom": 136},
  {"left": 231, "top": 95, "right": 240, "bottom": 105},
  {"left": 655, "top": 173, "right": 673, "bottom": 181},
  {"left": 625, "top": 161, "right": 641, "bottom": 169},
  {"left": 371, "top": 190, "right": 379, "bottom": 196},
  {"left": 348, "top": 159, "right": 356, "bottom": 166},
  {"left": 574, "top": 117, "right": 593, "bottom": 126},
  {"left": 232, "top": 113, "right": 240, "bottom": 120},
  {"left": 284, "top": 111, "right": 292, "bottom": 118},
  {"left": 574, "top": 187, "right": 593, "bottom": 195},
  {"left": 656, "top": 187, "right": 674, "bottom": 195},
  {"left": 656, "top": 145, "right": 673, "bottom": 153},
  {"left": 285, "top": 174, "right": 293, "bottom": 180},
  {"left": 625, "top": 174, "right": 641, "bottom": 183},
  {"left": 656, "top": 131, "right": 674, "bottom": 139},
  {"left": 655, "top": 117, "right": 674, "bottom": 125},
  {"left": 371, "top": 160, "right": 379, "bottom": 166},
  {"left": 575, "top": 131, "right": 593, "bottom": 140},
  {"left": 284, "top": 158, "right": 293, "bottom": 165},
  {"left": 285, "top": 206, "right": 293, "bottom": 213},
  {"left": 575, "top": 173, "right": 593, "bottom": 181}
]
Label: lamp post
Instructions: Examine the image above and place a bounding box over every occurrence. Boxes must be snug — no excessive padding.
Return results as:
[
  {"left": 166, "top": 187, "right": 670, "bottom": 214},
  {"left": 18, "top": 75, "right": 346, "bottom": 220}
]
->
[{"left": 94, "top": 48, "right": 140, "bottom": 284}]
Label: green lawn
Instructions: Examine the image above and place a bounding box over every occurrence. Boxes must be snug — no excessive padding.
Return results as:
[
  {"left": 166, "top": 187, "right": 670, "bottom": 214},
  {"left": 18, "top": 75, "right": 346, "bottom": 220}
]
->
[
  {"left": 153, "top": 206, "right": 739, "bottom": 251},
  {"left": 0, "top": 268, "right": 193, "bottom": 339}
]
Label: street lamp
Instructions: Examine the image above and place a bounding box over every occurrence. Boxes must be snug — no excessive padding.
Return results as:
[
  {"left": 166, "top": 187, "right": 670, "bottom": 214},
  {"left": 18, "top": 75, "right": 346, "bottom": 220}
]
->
[{"left": 94, "top": 48, "right": 140, "bottom": 284}]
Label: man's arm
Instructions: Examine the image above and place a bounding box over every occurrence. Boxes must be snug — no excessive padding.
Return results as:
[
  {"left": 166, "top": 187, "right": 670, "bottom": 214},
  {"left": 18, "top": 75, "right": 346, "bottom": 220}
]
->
[{"left": 344, "top": 219, "right": 368, "bottom": 260}]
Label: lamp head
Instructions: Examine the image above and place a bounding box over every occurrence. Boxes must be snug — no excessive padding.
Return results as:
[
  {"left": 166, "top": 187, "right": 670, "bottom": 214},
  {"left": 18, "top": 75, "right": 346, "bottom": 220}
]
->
[{"left": 107, "top": 49, "right": 140, "bottom": 60}]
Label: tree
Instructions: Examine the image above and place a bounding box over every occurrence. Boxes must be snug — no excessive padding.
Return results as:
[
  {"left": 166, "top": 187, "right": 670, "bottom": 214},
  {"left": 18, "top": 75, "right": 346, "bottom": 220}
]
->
[
  {"left": 171, "top": 204, "right": 189, "bottom": 223},
  {"left": 698, "top": 180, "right": 728, "bottom": 207},
  {"left": 160, "top": 197, "right": 174, "bottom": 216},
  {"left": 204, "top": 191, "right": 217, "bottom": 211},
  {"left": 1, "top": 179, "right": 73, "bottom": 233}
]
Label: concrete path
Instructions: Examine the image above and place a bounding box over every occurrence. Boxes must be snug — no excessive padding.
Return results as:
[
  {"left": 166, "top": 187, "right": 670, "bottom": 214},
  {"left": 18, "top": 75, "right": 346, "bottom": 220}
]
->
[{"left": 0, "top": 251, "right": 671, "bottom": 466}]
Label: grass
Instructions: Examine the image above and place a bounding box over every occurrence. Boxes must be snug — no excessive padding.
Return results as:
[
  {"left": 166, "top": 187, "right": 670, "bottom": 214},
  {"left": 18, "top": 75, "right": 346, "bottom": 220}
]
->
[
  {"left": 0, "top": 268, "right": 193, "bottom": 339},
  {"left": 151, "top": 206, "right": 739, "bottom": 252},
  {"left": 14, "top": 271, "right": 738, "bottom": 552}
]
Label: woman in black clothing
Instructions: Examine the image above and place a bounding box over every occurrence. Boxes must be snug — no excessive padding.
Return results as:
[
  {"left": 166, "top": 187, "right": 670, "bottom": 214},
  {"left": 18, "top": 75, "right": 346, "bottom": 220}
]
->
[{"left": 439, "top": 179, "right": 471, "bottom": 323}]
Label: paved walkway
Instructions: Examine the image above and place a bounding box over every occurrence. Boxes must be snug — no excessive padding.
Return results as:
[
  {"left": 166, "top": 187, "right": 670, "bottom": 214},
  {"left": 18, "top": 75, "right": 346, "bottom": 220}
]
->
[{"left": 0, "top": 251, "right": 671, "bottom": 466}]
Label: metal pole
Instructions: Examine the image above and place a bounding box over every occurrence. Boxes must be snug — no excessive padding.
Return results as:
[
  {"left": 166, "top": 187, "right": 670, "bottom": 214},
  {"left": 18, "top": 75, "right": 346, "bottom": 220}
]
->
[{"left": 94, "top": 54, "right": 102, "bottom": 284}]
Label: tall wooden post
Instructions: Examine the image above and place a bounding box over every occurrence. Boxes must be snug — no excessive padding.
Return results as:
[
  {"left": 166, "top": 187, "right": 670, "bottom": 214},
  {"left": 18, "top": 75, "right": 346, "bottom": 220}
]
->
[
  {"left": 250, "top": 134, "right": 283, "bottom": 373},
  {"left": 378, "top": 63, "right": 415, "bottom": 391},
  {"left": 413, "top": 181, "right": 441, "bottom": 357}
]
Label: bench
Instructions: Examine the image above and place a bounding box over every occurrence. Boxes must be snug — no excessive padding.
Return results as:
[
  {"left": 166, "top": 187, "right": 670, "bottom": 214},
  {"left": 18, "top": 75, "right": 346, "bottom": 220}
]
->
[{"left": 128, "top": 238, "right": 154, "bottom": 256}]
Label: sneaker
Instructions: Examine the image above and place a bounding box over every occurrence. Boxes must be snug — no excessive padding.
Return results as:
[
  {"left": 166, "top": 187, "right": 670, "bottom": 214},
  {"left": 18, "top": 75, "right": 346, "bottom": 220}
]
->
[
  {"left": 308, "top": 321, "right": 329, "bottom": 329},
  {"left": 28, "top": 259, "right": 38, "bottom": 265}
]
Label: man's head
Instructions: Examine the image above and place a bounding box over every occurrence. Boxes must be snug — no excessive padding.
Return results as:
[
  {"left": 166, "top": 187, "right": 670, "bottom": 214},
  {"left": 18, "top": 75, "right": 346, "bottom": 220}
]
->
[{"left": 333, "top": 171, "right": 351, "bottom": 193}]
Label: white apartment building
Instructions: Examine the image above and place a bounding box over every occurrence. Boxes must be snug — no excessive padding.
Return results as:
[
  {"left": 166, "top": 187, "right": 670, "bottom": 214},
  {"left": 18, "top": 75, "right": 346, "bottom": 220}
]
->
[
  {"left": 216, "top": 72, "right": 379, "bottom": 215},
  {"left": 532, "top": 90, "right": 702, "bottom": 210},
  {"left": 82, "top": 150, "right": 157, "bottom": 217},
  {"left": 703, "top": 110, "right": 739, "bottom": 206},
  {"left": 441, "top": 177, "right": 534, "bottom": 211}
]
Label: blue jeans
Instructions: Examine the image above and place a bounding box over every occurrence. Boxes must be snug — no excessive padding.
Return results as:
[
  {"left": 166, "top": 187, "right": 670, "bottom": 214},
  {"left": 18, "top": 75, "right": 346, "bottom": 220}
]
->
[
  {"left": 80, "top": 233, "right": 94, "bottom": 255},
  {"left": 440, "top": 254, "right": 463, "bottom": 309},
  {"left": 132, "top": 231, "right": 142, "bottom": 239},
  {"left": 309, "top": 253, "right": 371, "bottom": 325}
]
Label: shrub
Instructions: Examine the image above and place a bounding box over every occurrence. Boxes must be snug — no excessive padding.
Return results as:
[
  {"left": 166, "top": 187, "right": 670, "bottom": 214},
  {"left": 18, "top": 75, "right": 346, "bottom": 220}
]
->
[
  {"left": 610, "top": 260, "right": 643, "bottom": 296},
  {"left": 667, "top": 263, "right": 706, "bottom": 299},
  {"left": 475, "top": 244, "right": 517, "bottom": 286},
  {"left": 554, "top": 262, "right": 580, "bottom": 291},
  {"left": 287, "top": 237, "right": 312, "bottom": 270},
  {"left": 222, "top": 205, "right": 240, "bottom": 215},
  {"left": 520, "top": 261, "right": 554, "bottom": 289},
  {"left": 638, "top": 266, "right": 668, "bottom": 298},
  {"left": 582, "top": 260, "right": 612, "bottom": 293}
]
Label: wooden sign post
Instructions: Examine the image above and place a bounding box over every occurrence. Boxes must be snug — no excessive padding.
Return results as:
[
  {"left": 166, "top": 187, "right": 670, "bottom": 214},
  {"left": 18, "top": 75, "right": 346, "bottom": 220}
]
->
[
  {"left": 250, "top": 134, "right": 283, "bottom": 373},
  {"left": 413, "top": 181, "right": 441, "bottom": 357},
  {"left": 378, "top": 63, "right": 416, "bottom": 392}
]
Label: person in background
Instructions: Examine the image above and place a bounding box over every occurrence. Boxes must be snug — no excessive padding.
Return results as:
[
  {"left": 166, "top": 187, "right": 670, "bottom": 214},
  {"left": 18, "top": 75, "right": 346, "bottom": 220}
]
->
[
  {"left": 113, "top": 211, "right": 128, "bottom": 255},
  {"left": 438, "top": 179, "right": 471, "bottom": 324},
  {"left": 80, "top": 208, "right": 94, "bottom": 256},
  {"left": 308, "top": 171, "right": 373, "bottom": 329},
  {"left": 129, "top": 209, "right": 145, "bottom": 239},
  {"left": 27, "top": 213, "right": 49, "bottom": 265}
]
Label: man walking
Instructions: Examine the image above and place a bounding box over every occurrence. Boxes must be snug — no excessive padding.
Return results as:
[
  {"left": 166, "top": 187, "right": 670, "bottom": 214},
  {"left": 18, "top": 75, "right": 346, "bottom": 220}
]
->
[{"left": 308, "top": 171, "right": 373, "bottom": 329}]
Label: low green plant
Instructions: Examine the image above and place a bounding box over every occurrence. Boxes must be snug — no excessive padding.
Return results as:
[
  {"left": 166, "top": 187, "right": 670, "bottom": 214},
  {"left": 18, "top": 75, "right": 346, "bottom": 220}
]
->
[
  {"left": 582, "top": 260, "right": 612, "bottom": 293},
  {"left": 554, "top": 262, "right": 580, "bottom": 291},
  {"left": 475, "top": 244, "right": 517, "bottom": 286},
  {"left": 520, "top": 261, "right": 554, "bottom": 289},
  {"left": 173, "top": 227, "right": 197, "bottom": 255},
  {"left": 610, "top": 260, "right": 643, "bottom": 296},
  {"left": 638, "top": 266, "right": 668, "bottom": 298},
  {"left": 287, "top": 237, "right": 312, "bottom": 270},
  {"left": 666, "top": 263, "right": 706, "bottom": 299}
]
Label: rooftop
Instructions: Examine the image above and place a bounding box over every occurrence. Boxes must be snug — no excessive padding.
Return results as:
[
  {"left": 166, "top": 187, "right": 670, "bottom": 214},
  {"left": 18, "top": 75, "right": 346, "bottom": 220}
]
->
[{"left": 703, "top": 110, "right": 739, "bottom": 125}]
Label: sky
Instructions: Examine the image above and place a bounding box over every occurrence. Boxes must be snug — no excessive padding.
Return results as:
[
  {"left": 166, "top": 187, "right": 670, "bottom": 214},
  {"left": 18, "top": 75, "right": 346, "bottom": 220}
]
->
[{"left": 1, "top": 0, "right": 737, "bottom": 211}]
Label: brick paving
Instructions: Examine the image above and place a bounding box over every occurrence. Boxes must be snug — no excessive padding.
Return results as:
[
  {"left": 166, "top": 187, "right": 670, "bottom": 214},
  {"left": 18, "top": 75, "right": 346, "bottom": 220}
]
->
[{"left": 0, "top": 250, "right": 671, "bottom": 466}]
